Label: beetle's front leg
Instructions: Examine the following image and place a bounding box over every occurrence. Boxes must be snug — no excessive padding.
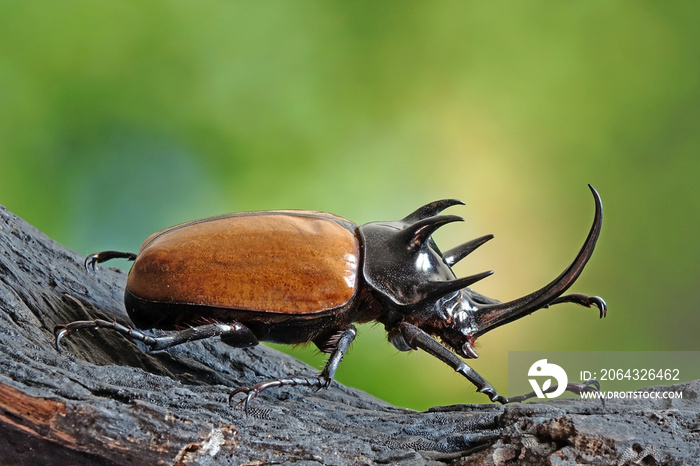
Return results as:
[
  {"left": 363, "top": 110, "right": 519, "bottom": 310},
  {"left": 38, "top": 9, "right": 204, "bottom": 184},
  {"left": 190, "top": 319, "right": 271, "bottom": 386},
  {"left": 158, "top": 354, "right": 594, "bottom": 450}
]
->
[
  {"left": 398, "top": 323, "right": 603, "bottom": 404},
  {"left": 231, "top": 325, "right": 357, "bottom": 412},
  {"left": 504, "top": 378, "right": 603, "bottom": 405},
  {"left": 546, "top": 293, "right": 607, "bottom": 319},
  {"left": 397, "top": 322, "right": 508, "bottom": 403}
]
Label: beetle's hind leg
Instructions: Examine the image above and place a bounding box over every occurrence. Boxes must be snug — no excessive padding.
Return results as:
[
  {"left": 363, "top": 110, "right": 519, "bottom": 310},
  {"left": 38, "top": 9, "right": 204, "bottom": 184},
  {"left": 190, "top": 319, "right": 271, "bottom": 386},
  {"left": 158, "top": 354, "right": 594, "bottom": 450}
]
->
[
  {"left": 84, "top": 251, "right": 138, "bottom": 271},
  {"left": 54, "top": 319, "right": 259, "bottom": 352},
  {"left": 230, "top": 325, "right": 357, "bottom": 412}
]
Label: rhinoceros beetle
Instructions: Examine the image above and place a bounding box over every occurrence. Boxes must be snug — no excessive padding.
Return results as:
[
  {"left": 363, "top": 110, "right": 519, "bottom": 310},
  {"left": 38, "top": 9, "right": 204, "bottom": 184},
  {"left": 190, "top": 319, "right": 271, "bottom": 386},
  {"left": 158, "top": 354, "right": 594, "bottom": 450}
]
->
[{"left": 55, "top": 185, "right": 606, "bottom": 409}]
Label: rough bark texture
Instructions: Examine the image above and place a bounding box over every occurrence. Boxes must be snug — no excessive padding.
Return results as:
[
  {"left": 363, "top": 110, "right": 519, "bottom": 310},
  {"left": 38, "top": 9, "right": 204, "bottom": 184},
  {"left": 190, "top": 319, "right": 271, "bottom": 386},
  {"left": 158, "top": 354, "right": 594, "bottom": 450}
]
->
[{"left": 0, "top": 204, "right": 698, "bottom": 465}]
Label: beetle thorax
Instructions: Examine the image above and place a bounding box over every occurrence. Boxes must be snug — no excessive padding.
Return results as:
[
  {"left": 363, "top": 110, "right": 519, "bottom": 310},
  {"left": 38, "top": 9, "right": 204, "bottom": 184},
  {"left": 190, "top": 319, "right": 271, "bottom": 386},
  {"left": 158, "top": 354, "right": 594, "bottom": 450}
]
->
[
  {"left": 357, "top": 202, "right": 492, "bottom": 359},
  {"left": 359, "top": 218, "right": 461, "bottom": 306}
]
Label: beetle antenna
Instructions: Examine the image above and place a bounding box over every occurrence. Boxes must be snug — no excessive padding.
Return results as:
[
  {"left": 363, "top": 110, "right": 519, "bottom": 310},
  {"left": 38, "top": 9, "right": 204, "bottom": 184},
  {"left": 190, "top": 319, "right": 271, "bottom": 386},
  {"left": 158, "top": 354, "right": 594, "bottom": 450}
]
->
[
  {"left": 401, "top": 215, "right": 463, "bottom": 251},
  {"left": 443, "top": 234, "right": 495, "bottom": 267},
  {"left": 401, "top": 199, "right": 464, "bottom": 223}
]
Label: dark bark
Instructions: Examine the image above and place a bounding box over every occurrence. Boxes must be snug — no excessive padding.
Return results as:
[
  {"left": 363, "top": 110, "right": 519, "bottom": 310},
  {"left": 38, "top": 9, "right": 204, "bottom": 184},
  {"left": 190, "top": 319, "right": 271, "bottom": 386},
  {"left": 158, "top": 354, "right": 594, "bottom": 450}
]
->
[{"left": 0, "top": 204, "right": 697, "bottom": 465}]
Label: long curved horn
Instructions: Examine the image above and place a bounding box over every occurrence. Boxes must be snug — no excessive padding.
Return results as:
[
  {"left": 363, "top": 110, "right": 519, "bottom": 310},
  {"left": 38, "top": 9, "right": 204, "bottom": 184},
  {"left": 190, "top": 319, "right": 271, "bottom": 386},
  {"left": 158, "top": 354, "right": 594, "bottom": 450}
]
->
[{"left": 472, "top": 184, "right": 603, "bottom": 337}]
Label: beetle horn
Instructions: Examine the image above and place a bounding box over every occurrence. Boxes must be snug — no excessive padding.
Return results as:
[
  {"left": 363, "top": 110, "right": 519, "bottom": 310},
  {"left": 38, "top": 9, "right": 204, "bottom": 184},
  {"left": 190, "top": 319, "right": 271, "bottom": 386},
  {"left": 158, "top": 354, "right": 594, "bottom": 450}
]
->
[
  {"left": 472, "top": 185, "right": 603, "bottom": 337},
  {"left": 424, "top": 271, "right": 494, "bottom": 301},
  {"left": 443, "top": 234, "right": 495, "bottom": 267},
  {"left": 401, "top": 215, "right": 463, "bottom": 251},
  {"left": 402, "top": 199, "right": 464, "bottom": 222}
]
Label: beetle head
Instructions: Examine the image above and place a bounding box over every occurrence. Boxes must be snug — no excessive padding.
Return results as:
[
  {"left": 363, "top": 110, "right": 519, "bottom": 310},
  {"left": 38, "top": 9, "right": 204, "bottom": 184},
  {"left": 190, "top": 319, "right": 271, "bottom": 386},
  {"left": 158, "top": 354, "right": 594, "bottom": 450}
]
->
[{"left": 360, "top": 186, "right": 604, "bottom": 359}]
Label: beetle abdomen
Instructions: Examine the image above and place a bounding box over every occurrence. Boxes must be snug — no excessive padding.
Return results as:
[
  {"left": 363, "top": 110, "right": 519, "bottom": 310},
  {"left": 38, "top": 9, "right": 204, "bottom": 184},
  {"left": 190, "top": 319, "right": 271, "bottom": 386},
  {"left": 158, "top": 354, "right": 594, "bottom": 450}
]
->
[{"left": 126, "top": 211, "right": 360, "bottom": 318}]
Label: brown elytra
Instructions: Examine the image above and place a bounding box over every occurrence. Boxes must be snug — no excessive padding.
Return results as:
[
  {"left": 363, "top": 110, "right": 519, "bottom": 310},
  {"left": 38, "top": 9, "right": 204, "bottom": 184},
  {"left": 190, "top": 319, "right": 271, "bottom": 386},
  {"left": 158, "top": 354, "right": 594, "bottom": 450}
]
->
[{"left": 127, "top": 211, "right": 360, "bottom": 314}]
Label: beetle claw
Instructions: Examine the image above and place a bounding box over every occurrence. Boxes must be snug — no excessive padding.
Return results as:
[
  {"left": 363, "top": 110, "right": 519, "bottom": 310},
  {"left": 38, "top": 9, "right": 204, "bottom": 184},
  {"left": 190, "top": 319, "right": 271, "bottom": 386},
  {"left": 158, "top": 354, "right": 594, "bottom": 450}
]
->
[
  {"left": 230, "top": 389, "right": 251, "bottom": 412},
  {"left": 84, "top": 254, "right": 100, "bottom": 272},
  {"left": 230, "top": 388, "right": 259, "bottom": 415},
  {"left": 229, "top": 381, "right": 278, "bottom": 414},
  {"left": 83, "top": 250, "right": 138, "bottom": 272},
  {"left": 591, "top": 296, "right": 607, "bottom": 318},
  {"left": 478, "top": 386, "right": 507, "bottom": 404},
  {"left": 53, "top": 326, "right": 68, "bottom": 352}
]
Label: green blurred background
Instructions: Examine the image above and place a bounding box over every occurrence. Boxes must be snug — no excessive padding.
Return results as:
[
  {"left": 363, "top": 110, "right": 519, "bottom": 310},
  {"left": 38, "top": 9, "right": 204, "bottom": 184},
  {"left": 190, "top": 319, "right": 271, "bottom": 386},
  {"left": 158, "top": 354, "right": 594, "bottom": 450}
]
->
[{"left": 1, "top": 2, "right": 698, "bottom": 410}]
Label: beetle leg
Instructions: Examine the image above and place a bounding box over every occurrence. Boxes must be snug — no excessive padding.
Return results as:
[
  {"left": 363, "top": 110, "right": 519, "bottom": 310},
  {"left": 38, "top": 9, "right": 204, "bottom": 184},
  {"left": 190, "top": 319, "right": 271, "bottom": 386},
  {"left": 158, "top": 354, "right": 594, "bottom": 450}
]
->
[
  {"left": 545, "top": 293, "right": 607, "bottom": 319},
  {"left": 504, "top": 378, "right": 604, "bottom": 406},
  {"left": 55, "top": 319, "right": 153, "bottom": 351},
  {"left": 397, "top": 322, "right": 507, "bottom": 403},
  {"left": 54, "top": 319, "right": 258, "bottom": 352},
  {"left": 230, "top": 325, "right": 357, "bottom": 412},
  {"left": 84, "top": 251, "right": 137, "bottom": 271},
  {"left": 145, "top": 322, "right": 258, "bottom": 351},
  {"left": 398, "top": 322, "right": 604, "bottom": 404}
]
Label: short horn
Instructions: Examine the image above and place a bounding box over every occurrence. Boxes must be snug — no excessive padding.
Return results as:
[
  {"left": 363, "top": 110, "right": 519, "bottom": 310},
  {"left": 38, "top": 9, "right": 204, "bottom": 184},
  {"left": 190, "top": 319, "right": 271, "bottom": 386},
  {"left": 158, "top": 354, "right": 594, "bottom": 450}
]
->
[
  {"left": 423, "top": 271, "right": 494, "bottom": 301},
  {"left": 472, "top": 185, "right": 603, "bottom": 337},
  {"left": 400, "top": 215, "right": 463, "bottom": 251},
  {"left": 402, "top": 199, "right": 464, "bottom": 223},
  {"left": 443, "top": 234, "right": 494, "bottom": 267}
]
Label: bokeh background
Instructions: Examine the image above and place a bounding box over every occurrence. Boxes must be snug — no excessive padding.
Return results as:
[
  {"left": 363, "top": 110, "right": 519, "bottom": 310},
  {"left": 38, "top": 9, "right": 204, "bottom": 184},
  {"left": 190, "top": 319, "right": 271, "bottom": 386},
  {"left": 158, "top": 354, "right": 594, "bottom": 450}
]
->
[{"left": 2, "top": 2, "right": 698, "bottom": 410}]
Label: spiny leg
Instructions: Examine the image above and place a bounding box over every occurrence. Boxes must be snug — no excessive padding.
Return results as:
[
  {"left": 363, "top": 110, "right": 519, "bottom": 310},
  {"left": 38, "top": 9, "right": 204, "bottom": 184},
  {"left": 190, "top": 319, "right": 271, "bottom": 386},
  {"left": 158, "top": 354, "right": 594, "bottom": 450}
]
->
[
  {"left": 398, "top": 322, "right": 601, "bottom": 404},
  {"left": 54, "top": 319, "right": 258, "bottom": 352},
  {"left": 398, "top": 322, "right": 505, "bottom": 402},
  {"left": 230, "top": 325, "right": 357, "bottom": 412}
]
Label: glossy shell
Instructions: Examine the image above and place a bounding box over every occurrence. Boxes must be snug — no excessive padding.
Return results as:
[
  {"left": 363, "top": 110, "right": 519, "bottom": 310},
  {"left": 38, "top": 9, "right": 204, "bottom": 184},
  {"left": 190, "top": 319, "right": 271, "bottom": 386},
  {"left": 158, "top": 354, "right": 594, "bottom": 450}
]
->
[{"left": 126, "top": 211, "right": 360, "bottom": 315}]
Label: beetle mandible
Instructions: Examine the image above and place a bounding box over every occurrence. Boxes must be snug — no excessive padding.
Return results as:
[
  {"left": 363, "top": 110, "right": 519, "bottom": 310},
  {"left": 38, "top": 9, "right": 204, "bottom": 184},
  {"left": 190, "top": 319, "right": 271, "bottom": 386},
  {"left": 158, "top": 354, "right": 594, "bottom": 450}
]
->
[{"left": 55, "top": 185, "right": 606, "bottom": 408}]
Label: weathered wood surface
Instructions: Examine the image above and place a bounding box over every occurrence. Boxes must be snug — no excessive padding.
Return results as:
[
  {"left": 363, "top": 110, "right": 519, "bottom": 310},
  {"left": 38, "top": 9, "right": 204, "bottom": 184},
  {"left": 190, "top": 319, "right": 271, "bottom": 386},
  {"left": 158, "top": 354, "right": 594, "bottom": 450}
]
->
[{"left": 0, "top": 204, "right": 698, "bottom": 465}]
